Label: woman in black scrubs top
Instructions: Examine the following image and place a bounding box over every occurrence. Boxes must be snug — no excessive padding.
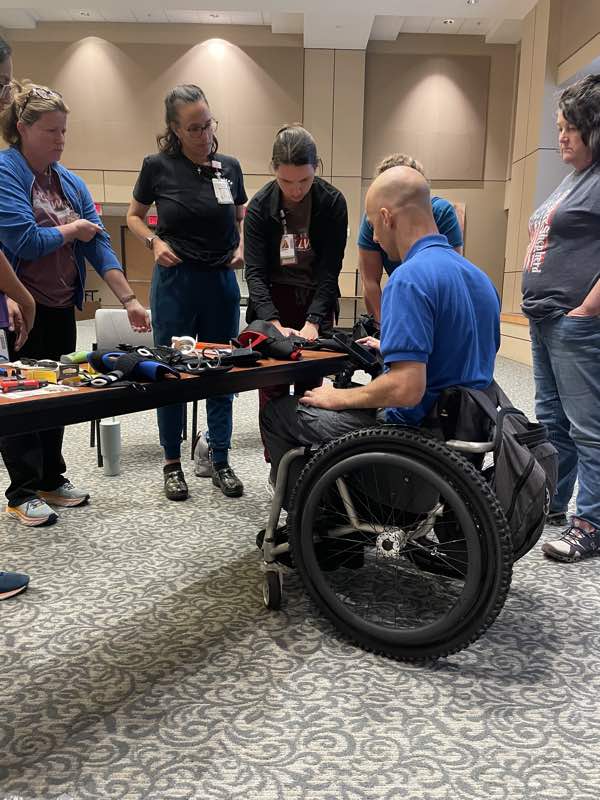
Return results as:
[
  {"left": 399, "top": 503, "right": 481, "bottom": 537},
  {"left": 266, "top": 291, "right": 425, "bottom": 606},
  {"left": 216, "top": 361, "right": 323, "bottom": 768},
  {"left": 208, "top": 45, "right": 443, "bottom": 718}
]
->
[
  {"left": 244, "top": 124, "right": 347, "bottom": 458},
  {"left": 127, "top": 85, "right": 246, "bottom": 500}
]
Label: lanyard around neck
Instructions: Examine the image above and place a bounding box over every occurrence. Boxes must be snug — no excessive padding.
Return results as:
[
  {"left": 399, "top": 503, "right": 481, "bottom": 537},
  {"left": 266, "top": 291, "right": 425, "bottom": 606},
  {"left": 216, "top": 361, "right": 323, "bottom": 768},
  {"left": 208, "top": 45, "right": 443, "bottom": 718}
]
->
[{"left": 279, "top": 208, "right": 288, "bottom": 236}]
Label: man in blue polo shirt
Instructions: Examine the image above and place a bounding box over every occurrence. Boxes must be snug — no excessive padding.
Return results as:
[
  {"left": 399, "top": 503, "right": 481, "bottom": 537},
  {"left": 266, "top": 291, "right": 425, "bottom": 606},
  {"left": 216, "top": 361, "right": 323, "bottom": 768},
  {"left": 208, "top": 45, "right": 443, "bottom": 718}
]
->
[{"left": 260, "top": 165, "right": 499, "bottom": 478}]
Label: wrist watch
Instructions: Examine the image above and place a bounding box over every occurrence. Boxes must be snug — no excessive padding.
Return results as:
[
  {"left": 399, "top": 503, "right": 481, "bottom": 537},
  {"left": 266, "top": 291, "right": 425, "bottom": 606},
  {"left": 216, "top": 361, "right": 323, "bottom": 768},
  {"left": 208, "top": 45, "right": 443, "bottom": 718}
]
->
[
  {"left": 306, "top": 314, "right": 321, "bottom": 325},
  {"left": 145, "top": 235, "right": 157, "bottom": 250}
]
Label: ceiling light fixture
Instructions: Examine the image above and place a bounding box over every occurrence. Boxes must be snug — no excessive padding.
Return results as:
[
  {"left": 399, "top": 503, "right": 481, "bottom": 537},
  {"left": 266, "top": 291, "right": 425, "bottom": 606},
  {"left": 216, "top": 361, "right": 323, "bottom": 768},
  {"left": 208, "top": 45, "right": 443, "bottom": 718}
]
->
[
  {"left": 466, "top": 0, "right": 479, "bottom": 5},
  {"left": 443, "top": 19, "right": 455, "bottom": 25}
]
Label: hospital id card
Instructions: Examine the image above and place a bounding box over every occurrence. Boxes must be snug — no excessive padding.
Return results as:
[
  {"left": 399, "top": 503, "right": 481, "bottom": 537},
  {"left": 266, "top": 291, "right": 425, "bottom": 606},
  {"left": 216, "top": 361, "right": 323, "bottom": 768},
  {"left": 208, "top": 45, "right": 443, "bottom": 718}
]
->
[
  {"left": 212, "top": 178, "right": 234, "bottom": 204},
  {"left": 280, "top": 233, "right": 297, "bottom": 265}
]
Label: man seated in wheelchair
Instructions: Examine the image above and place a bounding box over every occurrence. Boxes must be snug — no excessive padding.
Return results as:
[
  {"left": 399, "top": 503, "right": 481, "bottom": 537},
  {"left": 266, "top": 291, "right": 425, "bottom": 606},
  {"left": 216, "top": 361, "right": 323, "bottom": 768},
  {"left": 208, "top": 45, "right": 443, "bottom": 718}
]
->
[{"left": 261, "top": 164, "right": 500, "bottom": 498}]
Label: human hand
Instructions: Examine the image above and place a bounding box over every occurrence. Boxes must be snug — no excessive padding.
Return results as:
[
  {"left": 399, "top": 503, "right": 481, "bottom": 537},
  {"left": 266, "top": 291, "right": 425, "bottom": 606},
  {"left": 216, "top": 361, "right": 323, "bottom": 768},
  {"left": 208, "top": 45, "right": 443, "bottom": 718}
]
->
[
  {"left": 73, "top": 219, "right": 102, "bottom": 242},
  {"left": 228, "top": 247, "right": 244, "bottom": 268},
  {"left": 298, "top": 321, "right": 319, "bottom": 341},
  {"left": 299, "top": 383, "right": 347, "bottom": 410},
  {"left": 356, "top": 335, "right": 381, "bottom": 351},
  {"left": 125, "top": 300, "right": 152, "bottom": 333},
  {"left": 6, "top": 297, "right": 31, "bottom": 351},
  {"left": 566, "top": 305, "right": 599, "bottom": 318},
  {"left": 153, "top": 238, "right": 182, "bottom": 267},
  {"left": 269, "top": 319, "right": 299, "bottom": 337}
]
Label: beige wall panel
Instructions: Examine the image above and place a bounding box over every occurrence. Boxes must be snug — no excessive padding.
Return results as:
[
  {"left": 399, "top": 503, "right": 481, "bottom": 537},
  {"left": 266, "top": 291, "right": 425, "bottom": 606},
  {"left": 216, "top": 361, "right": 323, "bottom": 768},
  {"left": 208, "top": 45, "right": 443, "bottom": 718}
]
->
[
  {"left": 332, "top": 50, "right": 365, "bottom": 177},
  {"left": 13, "top": 40, "right": 302, "bottom": 174},
  {"left": 558, "top": 32, "right": 600, "bottom": 84},
  {"left": 242, "top": 174, "right": 273, "bottom": 203},
  {"left": 332, "top": 176, "right": 362, "bottom": 273},
  {"left": 502, "top": 321, "right": 531, "bottom": 340},
  {"left": 525, "top": 0, "right": 550, "bottom": 155},
  {"left": 104, "top": 171, "right": 139, "bottom": 204},
  {"left": 558, "top": 0, "right": 600, "bottom": 64},
  {"left": 504, "top": 157, "right": 525, "bottom": 273},
  {"left": 513, "top": 10, "right": 535, "bottom": 162},
  {"left": 70, "top": 170, "right": 105, "bottom": 203},
  {"left": 429, "top": 182, "right": 507, "bottom": 292},
  {"left": 499, "top": 334, "right": 532, "bottom": 366},
  {"left": 502, "top": 272, "right": 518, "bottom": 313},
  {"left": 303, "top": 50, "right": 334, "bottom": 177},
  {"left": 363, "top": 53, "right": 489, "bottom": 181},
  {"left": 485, "top": 46, "right": 518, "bottom": 182}
]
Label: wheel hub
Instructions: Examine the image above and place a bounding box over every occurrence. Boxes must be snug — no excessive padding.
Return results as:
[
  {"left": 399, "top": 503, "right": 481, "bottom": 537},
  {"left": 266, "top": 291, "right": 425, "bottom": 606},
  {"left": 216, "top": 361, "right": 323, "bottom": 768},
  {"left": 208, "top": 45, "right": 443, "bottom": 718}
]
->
[{"left": 376, "top": 529, "right": 408, "bottom": 558}]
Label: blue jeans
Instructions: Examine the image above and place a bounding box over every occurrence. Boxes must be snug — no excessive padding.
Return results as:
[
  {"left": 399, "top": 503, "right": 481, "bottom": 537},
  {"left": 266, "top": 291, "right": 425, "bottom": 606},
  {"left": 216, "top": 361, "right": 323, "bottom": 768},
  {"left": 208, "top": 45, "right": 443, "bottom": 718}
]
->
[
  {"left": 530, "top": 314, "right": 600, "bottom": 529},
  {"left": 150, "top": 262, "right": 240, "bottom": 463}
]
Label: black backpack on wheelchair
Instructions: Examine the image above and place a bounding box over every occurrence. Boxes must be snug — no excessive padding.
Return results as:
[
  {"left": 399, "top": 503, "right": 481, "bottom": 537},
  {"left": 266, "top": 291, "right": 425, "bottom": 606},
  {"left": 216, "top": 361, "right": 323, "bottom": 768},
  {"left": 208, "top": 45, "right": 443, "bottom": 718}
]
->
[{"left": 427, "top": 381, "right": 558, "bottom": 560}]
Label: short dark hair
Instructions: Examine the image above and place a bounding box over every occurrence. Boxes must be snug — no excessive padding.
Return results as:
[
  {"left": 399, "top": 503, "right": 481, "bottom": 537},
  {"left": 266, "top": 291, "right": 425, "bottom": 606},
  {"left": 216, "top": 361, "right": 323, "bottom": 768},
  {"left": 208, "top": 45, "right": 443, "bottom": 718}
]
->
[
  {"left": 559, "top": 74, "right": 600, "bottom": 163},
  {"left": 0, "top": 35, "right": 11, "bottom": 63},
  {"left": 157, "top": 84, "right": 218, "bottom": 157},
  {"left": 271, "top": 124, "right": 319, "bottom": 170}
]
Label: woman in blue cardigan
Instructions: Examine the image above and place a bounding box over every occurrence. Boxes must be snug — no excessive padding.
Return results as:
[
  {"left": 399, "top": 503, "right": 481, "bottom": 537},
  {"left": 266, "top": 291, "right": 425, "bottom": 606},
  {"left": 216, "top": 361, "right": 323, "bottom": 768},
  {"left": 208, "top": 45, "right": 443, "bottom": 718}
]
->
[{"left": 0, "top": 81, "right": 150, "bottom": 527}]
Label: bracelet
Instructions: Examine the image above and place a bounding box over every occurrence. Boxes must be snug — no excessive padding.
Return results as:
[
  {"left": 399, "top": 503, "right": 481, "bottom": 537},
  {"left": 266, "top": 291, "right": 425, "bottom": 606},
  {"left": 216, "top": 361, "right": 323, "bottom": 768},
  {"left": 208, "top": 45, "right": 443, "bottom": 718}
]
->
[{"left": 120, "top": 293, "right": 137, "bottom": 306}]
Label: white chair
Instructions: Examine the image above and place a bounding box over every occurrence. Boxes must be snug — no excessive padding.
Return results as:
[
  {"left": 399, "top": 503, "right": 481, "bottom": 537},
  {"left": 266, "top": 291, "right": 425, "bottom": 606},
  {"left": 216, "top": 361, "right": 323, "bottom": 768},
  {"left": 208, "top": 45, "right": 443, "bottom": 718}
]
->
[
  {"left": 94, "top": 307, "right": 154, "bottom": 351},
  {"left": 90, "top": 308, "right": 195, "bottom": 466}
]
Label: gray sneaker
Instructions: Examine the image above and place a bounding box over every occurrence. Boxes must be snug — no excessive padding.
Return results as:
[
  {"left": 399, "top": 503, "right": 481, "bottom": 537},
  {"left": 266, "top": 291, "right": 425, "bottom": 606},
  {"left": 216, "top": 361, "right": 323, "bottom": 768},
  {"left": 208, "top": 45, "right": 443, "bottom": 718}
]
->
[
  {"left": 6, "top": 497, "right": 58, "bottom": 527},
  {"left": 39, "top": 481, "right": 90, "bottom": 508},
  {"left": 542, "top": 517, "right": 600, "bottom": 562},
  {"left": 193, "top": 431, "right": 212, "bottom": 477}
]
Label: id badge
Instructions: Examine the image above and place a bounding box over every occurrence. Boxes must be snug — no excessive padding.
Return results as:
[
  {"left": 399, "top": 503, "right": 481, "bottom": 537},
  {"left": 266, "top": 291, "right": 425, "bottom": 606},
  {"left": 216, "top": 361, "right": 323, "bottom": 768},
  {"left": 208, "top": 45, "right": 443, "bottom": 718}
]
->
[
  {"left": 280, "top": 233, "right": 297, "bottom": 265},
  {"left": 0, "top": 329, "right": 8, "bottom": 362},
  {"left": 212, "top": 178, "right": 234, "bottom": 205}
]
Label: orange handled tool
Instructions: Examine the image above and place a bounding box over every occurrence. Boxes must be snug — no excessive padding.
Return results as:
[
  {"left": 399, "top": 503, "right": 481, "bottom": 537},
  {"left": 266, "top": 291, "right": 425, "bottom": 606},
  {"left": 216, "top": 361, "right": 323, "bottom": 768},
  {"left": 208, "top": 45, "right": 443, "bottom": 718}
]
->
[{"left": 0, "top": 379, "right": 48, "bottom": 393}]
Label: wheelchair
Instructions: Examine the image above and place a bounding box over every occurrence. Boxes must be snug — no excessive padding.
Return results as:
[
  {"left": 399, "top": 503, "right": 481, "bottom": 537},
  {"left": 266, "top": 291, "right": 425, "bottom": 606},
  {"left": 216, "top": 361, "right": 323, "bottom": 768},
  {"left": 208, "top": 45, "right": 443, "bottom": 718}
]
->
[{"left": 260, "top": 423, "right": 514, "bottom": 662}]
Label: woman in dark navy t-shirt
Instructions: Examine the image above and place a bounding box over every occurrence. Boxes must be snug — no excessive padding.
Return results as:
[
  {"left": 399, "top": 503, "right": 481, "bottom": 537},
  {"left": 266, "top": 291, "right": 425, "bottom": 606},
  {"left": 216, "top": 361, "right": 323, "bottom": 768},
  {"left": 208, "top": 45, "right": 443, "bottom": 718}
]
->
[{"left": 127, "top": 85, "right": 247, "bottom": 501}]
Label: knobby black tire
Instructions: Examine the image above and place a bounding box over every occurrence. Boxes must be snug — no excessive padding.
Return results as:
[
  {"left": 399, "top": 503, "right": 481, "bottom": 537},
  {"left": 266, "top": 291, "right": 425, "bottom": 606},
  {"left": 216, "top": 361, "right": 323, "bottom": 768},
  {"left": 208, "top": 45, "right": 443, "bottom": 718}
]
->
[{"left": 288, "top": 426, "right": 513, "bottom": 662}]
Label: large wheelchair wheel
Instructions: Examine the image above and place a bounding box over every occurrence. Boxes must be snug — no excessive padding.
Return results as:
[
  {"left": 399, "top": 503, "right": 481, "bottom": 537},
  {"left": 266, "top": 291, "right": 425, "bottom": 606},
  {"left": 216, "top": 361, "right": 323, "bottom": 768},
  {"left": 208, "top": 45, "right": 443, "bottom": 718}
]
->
[{"left": 288, "top": 427, "right": 513, "bottom": 661}]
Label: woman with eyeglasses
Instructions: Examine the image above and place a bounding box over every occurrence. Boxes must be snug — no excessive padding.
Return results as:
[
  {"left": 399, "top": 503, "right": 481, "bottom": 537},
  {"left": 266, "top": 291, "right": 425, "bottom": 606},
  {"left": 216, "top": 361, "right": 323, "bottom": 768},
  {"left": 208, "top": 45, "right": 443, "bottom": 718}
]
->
[
  {"left": 127, "top": 84, "right": 246, "bottom": 501},
  {"left": 0, "top": 81, "right": 150, "bottom": 527}
]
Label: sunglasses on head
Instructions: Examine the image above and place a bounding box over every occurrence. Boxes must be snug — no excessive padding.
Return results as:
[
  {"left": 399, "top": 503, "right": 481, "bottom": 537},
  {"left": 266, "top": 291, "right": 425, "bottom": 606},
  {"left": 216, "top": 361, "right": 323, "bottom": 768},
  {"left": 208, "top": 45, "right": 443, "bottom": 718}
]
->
[{"left": 19, "top": 86, "right": 63, "bottom": 118}]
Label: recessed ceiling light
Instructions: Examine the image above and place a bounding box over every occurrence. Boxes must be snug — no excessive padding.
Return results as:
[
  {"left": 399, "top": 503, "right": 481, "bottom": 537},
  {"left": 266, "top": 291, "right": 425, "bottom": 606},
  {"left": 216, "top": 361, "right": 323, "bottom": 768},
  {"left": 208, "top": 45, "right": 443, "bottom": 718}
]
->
[
  {"left": 443, "top": 19, "right": 455, "bottom": 25},
  {"left": 467, "top": 0, "right": 479, "bottom": 5}
]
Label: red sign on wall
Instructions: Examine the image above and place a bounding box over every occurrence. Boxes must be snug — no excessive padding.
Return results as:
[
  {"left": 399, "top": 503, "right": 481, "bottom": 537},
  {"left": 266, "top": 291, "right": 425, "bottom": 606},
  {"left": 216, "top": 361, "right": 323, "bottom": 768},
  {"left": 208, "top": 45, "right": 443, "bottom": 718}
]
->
[
  {"left": 94, "top": 202, "right": 103, "bottom": 216},
  {"left": 147, "top": 214, "right": 158, "bottom": 227}
]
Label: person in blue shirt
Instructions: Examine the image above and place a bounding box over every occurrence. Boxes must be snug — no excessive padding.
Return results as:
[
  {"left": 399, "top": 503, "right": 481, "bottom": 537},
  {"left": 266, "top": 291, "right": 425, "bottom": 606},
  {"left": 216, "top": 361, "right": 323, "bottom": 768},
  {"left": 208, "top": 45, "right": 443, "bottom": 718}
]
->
[
  {"left": 358, "top": 153, "right": 463, "bottom": 322},
  {"left": 260, "top": 165, "right": 499, "bottom": 483}
]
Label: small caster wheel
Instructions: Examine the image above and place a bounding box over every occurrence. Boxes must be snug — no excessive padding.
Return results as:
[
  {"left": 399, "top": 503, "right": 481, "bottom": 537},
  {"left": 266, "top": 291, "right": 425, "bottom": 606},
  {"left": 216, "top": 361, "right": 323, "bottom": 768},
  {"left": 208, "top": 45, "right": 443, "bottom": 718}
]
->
[{"left": 263, "top": 571, "right": 282, "bottom": 610}]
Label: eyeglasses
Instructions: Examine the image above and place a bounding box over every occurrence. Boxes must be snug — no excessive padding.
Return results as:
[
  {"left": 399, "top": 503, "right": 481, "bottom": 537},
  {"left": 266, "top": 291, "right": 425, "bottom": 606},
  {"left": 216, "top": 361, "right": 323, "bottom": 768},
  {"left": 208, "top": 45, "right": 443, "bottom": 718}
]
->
[
  {"left": 183, "top": 118, "right": 218, "bottom": 137},
  {"left": 18, "top": 86, "right": 63, "bottom": 118},
  {"left": 0, "top": 82, "right": 11, "bottom": 100}
]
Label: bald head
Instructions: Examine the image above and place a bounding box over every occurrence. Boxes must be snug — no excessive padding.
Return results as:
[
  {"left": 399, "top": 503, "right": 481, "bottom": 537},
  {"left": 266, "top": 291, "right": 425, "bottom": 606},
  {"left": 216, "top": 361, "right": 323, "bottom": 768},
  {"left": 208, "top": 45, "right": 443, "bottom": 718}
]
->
[
  {"left": 367, "top": 165, "right": 431, "bottom": 216},
  {"left": 365, "top": 165, "right": 437, "bottom": 261}
]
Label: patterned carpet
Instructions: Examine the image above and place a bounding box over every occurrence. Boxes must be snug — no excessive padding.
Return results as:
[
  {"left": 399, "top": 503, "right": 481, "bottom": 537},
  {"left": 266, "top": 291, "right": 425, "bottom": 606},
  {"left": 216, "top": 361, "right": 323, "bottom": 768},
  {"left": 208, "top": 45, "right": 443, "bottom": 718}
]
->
[{"left": 0, "top": 340, "right": 599, "bottom": 800}]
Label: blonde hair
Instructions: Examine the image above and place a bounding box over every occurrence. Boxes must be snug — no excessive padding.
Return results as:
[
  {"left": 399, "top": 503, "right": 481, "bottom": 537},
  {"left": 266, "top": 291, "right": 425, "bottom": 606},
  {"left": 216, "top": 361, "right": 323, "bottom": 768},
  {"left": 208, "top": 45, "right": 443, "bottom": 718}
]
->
[
  {"left": 375, "top": 153, "right": 427, "bottom": 180},
  {"left": 0, "top": 80, "right": 69, "bottom": 146}
]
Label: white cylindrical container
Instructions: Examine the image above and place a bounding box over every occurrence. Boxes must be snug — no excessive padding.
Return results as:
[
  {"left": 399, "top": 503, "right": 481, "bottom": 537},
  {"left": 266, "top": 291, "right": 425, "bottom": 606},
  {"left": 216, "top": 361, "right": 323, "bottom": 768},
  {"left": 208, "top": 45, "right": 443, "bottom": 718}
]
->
[{"left": 99, "top": 418, "right": 121, "bottom": 477}]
